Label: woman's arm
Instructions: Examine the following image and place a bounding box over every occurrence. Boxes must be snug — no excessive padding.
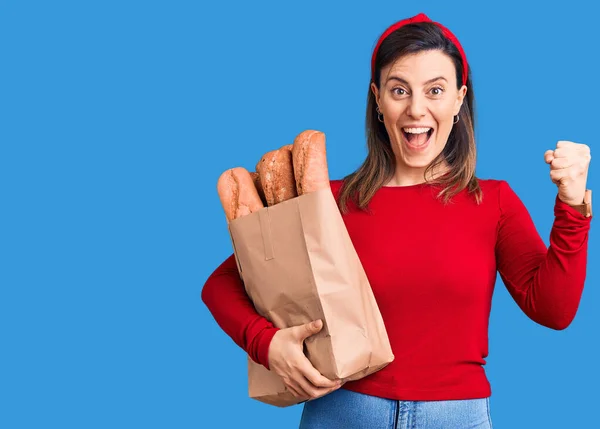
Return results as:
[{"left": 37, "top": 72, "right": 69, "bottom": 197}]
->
[
  {"left": 495, "top": 180, "right": 592, "bottom": 330},
  {"left": 201, "top": 253, "right": 280, "bottom": 369}
]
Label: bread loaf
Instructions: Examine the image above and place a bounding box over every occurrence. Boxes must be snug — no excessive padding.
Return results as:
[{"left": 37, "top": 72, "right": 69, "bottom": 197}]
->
[
  {"left": 255, "top": 145, "right": 298, "bottom": 206},
  {"left": 249, "top": 171, "right": 268, "bottom": 207},
  {"left": 291, "top": 130, "right": 330, "bottom": 194},
  {"left": 217, "top": 167, "right": 264, "bottom": 223}
]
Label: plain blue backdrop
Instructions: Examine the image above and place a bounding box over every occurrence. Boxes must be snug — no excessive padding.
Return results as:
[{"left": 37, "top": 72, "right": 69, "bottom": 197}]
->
[{"left": 1, "top": 0, "right": 598, "bottom": 428}]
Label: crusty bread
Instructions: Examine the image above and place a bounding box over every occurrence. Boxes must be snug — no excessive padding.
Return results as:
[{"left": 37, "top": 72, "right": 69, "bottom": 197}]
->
[
  {"left": 274, "top": 144, "right": 297, "bottom": 203},
  {"left": 255, "top": 145, "right": 298, "bottom": 206},
  {"left": 249, "top": 171, "right": 268, "bottom": 207},
  {"left": 217, "top": 167, "right": 265, "bottom": 223},
  {"left": 291, "top": 130, "right": 330, "bottom": 194}
]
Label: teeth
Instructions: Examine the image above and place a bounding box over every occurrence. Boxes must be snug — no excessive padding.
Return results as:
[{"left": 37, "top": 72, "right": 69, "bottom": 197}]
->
[{"left": 403, "top": 127, "right": 431, "bottom": 134}]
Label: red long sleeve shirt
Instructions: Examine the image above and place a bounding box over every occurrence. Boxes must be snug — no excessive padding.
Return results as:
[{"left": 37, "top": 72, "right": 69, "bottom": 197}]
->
[{"left": 201, "top": 178, "right": 592, "bottom": 401}]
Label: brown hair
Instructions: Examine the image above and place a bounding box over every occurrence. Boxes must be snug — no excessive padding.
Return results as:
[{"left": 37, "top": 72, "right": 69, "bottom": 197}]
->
[{"left": 337, "top": 21, "right": 483, "bottom": 214}]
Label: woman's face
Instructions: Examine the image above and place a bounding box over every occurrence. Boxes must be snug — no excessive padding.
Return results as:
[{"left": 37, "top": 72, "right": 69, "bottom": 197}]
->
[{"left": 371, "top": 50, "right": 467, "bottom": 177}]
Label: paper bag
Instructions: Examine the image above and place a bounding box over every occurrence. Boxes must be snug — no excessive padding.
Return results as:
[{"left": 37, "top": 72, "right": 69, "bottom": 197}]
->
[{"left": 228, "top": 188, "right": 394, "bottom": 407}]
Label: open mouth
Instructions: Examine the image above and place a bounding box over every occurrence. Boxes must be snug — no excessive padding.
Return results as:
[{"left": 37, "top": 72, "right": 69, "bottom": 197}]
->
[{"left": 402, "top": 128, "right": 434, "bottom": 147}]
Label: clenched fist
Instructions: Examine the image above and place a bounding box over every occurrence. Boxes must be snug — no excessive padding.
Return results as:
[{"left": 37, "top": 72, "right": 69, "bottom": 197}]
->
[{"left": 544, "top": 141, "right": 591, "bottom": 206}]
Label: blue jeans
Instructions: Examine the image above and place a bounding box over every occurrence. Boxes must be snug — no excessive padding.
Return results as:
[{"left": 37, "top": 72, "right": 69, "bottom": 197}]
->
[{"left": 299, "top": 388, "right": 493, "bottom": 429}]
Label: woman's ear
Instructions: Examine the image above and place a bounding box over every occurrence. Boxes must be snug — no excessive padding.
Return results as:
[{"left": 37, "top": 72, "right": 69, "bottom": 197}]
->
[
  {"left": 371, "top": 82, "right": 380, "bottom": 106},
  {"left": 454, "top": 85, "right": 467, "bottom": 115}
]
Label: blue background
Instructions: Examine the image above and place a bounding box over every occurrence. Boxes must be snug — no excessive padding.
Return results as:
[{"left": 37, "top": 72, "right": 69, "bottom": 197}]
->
[{"left": 1, "top": 1, "right": 598, "bottom": 428}]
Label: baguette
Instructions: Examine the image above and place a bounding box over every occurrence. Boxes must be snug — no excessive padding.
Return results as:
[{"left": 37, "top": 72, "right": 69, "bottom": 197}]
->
[
  {"left": 255, "top": 145, "right": 298, "bottom": 206},
  {"left": 291, "top": 130, "right": 330, "bottom": 194},
  {"left": 249, "top": 172, "right": 268, "bottom": 207},
  {"left": 217, "top": 167, "right": 265, "bottom": 223}
]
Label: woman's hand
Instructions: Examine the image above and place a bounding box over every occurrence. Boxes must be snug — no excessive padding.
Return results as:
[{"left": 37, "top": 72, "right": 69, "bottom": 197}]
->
[
  {"left": 545, "top": 141, "right": 591, "bottom": 206},
  {"left": 267, "top": 319, "right": 344, "bottom": 401}
]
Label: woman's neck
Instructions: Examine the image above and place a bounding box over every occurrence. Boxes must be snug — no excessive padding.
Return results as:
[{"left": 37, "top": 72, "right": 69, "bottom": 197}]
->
[{"left": 384, "top": 160, "right": 451, "bottom": 187}]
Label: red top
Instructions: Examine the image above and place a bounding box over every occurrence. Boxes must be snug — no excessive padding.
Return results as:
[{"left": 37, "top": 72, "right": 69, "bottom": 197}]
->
[{"left": 201, "top": 178, "right": 592, "bottom": 400}]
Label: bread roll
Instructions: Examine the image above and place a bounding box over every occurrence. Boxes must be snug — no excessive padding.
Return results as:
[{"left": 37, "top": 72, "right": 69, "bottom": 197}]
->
[
  {"left": 217, "top": 167, "right": 264, "bottom": 223},
  {"left": 291, "top": 130, "right": 330, "bottom": 194},
  {"left": 255, "top": 145, "right": 298, "bottom": 206}
]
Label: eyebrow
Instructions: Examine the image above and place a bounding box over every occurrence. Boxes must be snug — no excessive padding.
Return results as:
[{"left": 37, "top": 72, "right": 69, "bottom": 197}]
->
[{"left": 386, "top": 76, "right": 447, "bottom": 85}]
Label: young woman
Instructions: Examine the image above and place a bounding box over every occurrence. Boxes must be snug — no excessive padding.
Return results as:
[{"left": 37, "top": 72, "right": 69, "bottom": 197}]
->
[{"left": 202, "top": 12, "right": 592, "bottom": 429}]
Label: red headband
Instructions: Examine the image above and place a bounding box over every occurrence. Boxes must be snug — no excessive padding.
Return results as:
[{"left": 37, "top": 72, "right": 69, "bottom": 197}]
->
[{"left": 371, "top": 13, "right": 468, "bottom": 87}]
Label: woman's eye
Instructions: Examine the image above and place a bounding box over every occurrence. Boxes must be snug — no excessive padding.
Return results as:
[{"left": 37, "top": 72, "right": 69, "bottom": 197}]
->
[{"left": 392, "top": 87, "right": 444, "bottom": 96}]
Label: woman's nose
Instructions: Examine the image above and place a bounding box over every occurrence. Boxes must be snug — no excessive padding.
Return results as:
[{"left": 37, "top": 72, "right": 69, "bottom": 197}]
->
[{"left": 407, "top": 94, "right": 427, "bottom": 118}]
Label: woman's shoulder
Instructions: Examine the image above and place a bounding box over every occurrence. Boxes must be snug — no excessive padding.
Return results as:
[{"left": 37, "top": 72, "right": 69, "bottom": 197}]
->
[
  {"left": 475, "top": 178, "right": 521, "bottom": 210},
  {"left": 476, "top": 177, "right": 508, "bottom": 192},
  {"left": 476, "top": 177, "right": 502, "bottom": 185}
]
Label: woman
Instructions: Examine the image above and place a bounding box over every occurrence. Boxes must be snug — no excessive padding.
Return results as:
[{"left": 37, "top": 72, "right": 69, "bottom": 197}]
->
[{"left": 201, "top": 12, "right": 593, "bottom": 429}]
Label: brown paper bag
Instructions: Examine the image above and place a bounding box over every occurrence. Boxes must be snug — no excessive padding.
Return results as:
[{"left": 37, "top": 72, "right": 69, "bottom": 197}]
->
[{"left": 227, "top": 188, "right": 394, "bottom": 407}]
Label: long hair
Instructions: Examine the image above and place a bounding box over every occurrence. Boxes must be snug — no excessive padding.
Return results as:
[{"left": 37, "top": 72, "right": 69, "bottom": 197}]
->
[{"left": 337, "top": 21, "right": 483, "bottom": 214}]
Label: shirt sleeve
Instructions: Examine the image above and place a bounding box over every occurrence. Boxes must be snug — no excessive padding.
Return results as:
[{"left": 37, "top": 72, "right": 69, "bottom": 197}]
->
[
  {"left": 495, "top": 180, "right": 592, "bottom": 330},
  {"left": 201, "top": 253, "right": 280, "bottom": 369}
]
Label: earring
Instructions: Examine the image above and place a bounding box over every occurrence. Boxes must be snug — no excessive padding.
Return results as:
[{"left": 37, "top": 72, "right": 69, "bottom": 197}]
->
[
  {"left": 453, "top": 115, "right": 460, "bottom": 124},
  {"left": 376, "top": 106, "right": 384, "bottom": 123}
]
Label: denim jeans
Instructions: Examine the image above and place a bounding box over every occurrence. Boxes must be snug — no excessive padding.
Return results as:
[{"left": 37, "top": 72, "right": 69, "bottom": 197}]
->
[{"left": 299, "top": 388, "right": 493, "bottom": 429}]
